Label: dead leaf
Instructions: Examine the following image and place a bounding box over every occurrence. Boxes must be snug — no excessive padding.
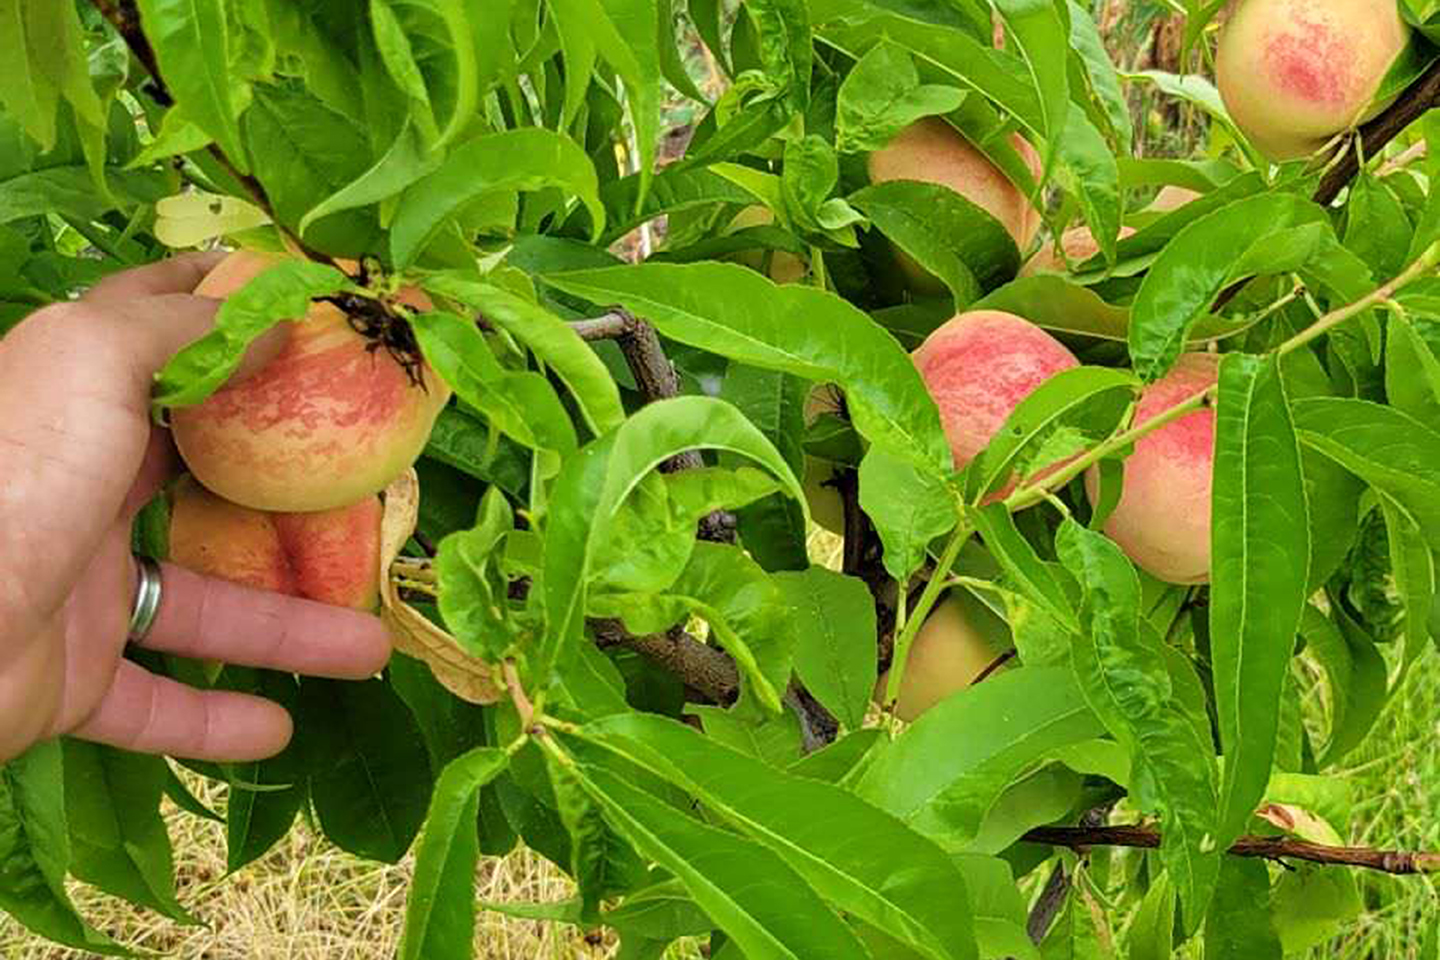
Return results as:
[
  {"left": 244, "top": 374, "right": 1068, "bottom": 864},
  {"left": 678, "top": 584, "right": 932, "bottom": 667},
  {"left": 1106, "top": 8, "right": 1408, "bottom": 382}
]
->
[{"left": 379, "top": 470, "right": 503, "bottom": 704}]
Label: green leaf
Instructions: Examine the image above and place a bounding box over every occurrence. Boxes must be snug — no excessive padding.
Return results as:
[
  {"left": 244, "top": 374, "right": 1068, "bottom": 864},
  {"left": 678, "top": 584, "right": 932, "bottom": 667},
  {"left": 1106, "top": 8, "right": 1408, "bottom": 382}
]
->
[
  {"left": 575, "top": 760, "right": 873, "bottom": 960},
  {"left": 301, "top": 677, "right": 435, "bottom": 863},
  {"left": 399, "top": 747, "right": 508, "bottom": 960},
  {"left": 0, "top": 0, "right": 59, "bottom": 150},
  {"left": 62, "top": 742, "right": 190, "bottom": 923},
  {"left": 391, "top": 127, "right": 604, "bottom": 266},
  {"left": 0, "top": 742, "right": 127, "bottom": 955},
  {"left": 1054, "top": 519, "right": 1219, "bottom": 930},
  {"left": 1385, "top": 313, "right": 1440, "bottom": 423},
  {"left": 1066, "top": 1, "right": 1130, "bottom": 153},
  {"left": 1383, "top": 496, "right": 1436, "bottom": 676},
  {"left": 1292, "top": 397, "right": 1440, "bottom": 553},
  {"left": 836, "top": 42, "right": 965, "bottom": 153},
  {"left": 993, "top": 0, "right": 1070, "bottom": 144},
  {"left": 1300, "top": 604, "right": 1387, "bottom": 765},
  {"left": 1052, "top": 110, "right": 1122, "bottom": 269},
  {"left": 859, "top": 447, "right": 959, "bottom": 580},
  {"left": 136, "top": 0, "right": 249, "bottom": 172},
  {"left": 547, "top": 752, "right": 647, "bottom": 919},
  {"left": 436, "top": 487, "right": 525, "bottom": 661},
  {"left": 410, "top": 309, "right": 578, "bottom": 467},
  {"left": 721, "top": 365, "right": 810, "bottom": 572},
  {"left": 299, "top": 120, "right": 443, "bottom": 235},
  {"left": 369, "top": 0, "right": 479, "bottom": 151},
  {"left": 1209, "top": 354, "right": 1309, "bottom": 849},
  {"left": 218, "top": 669, "right": 306, "bottom": 873},
  {"left": 967, "top": 504, "right": 1079, "bottom": 633},
  {"left": 952, "top": 854, "right": 1039, "bottom": 960},
  {"left": 542, "top": 397, "right": 804, "bottom": 704},
  {"left": 965, "top": 366, "right": 1135, "bottom": 503},
  {"left": 1129, "top": 194, "right": 1343, "bottom": 381},
  {"left": 774, "top": 567, "right": 877, "bottom": 730},
  {"left": 1203, "top": 858, "right": 1282, "bottom": 960},
  {"left": 0, "top": 166, "right": 170, "bottom": 225},
  {"left": 1127, "top": 871, "right": 1175, "bottom": 960},
  {"left": 153, "top": 259, "right": 347, "bottom": 409},
  {"left": 850, "top": 180, "right": 1018, "bottom": 301},
  {"left": 855, "top": 666, "right": 1104, "bottom": 848},
  {"left": 746, "top": 0, "right": 813, "bottom": 112},
  {"left": 543, "top": 262, "right": 951, "bottom": 474},
  {"left": 420, "top": 272, "right": 625, "bottom": 434},
  {"left": 571, "top": 713, "right": 979, "bottom": 960}
]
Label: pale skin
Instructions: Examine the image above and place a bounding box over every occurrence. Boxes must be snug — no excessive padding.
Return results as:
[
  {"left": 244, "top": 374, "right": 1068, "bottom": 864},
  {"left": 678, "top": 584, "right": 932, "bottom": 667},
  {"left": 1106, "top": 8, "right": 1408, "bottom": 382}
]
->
[{"left": 0, "top": 253, "right": 392, "bottom": 764}]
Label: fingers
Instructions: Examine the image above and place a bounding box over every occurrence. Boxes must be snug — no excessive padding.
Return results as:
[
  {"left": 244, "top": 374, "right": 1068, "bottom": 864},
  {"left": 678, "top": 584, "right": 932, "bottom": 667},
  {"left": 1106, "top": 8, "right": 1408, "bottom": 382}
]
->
[
  {"left": 136, "top": 564, "right": 393, "bottom": 681},
  {"left": 71, "top": 659, "right": 293, "bottom": 761},
  {"left": 104, "top": 292, "right": 289, "bottom": 396},
  {"left": 83, "top": 252, "right": 227, "bottom": 304}
]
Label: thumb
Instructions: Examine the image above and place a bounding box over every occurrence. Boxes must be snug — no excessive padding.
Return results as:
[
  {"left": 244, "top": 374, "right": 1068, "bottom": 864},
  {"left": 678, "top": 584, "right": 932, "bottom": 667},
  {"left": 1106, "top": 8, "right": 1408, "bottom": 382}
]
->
[{"left": 111, "top": 292, "right": 291, "bottom": 389}]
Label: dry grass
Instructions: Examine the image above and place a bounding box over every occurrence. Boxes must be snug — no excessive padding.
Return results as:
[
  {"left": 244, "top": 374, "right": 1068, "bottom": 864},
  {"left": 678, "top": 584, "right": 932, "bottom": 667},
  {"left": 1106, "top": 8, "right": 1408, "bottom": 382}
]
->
[{"left": 0, "top": 771, "right": 642, "bottom": 960}]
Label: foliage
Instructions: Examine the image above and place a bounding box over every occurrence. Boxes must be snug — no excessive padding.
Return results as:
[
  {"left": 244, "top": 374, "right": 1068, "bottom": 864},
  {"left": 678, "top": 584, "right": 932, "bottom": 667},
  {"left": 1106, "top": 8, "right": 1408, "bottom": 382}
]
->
[{"left": 2, "top": 0, "right": 1440, "bottom": 957}]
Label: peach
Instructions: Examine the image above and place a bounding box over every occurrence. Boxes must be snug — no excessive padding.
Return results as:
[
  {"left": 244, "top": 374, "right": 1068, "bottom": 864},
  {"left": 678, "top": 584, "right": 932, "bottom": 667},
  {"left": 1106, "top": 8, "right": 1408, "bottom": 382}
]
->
[
  {"left": 725, "top": 206, "right": 808, "bottom": 284},
  {"left": 1020, "top": 224, "right": 1137, "bottom": 276},
  {"left": 876, "top": 591, "right": 1011, "bottom": 721},
  {"left": 1215, "top": 0, "right": 1409, "bottom": 160},
  {"left": 1085, "top": 352, "right": 1218, "bottom": 584},
  {"left": 912, "top": 310, "right": 1079, "bottom": 480},
  {"left": 868, "top": 118, "right": 1042, "bottom": 293},
  {"left": 170, "top": 251, "right": 451, "bottom": 512},
  {"left": 1148, "top": 185, "right": 1201, "bottom": 212},
  {"left": 168, "top": 475, "right": 382, "bottom": 611}
]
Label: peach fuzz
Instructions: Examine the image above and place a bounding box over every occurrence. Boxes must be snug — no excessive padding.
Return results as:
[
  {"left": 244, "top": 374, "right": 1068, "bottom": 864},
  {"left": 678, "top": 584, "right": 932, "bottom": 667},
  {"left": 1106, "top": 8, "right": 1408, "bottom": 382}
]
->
[
  {"left": 912, "top": 310, "right": 1078, "bottom": 478},
  {"left": 168, "top": 475, "right": 382, "bottom": 611},
  {"left": 1215, "top": 0, "right": 1408, "bottom": 160},
  {"left": 170, "top": 251, "right": 451, "bottom": 513},
  {"left": 1085, "top": 352, "right": 1219, "bottom": 584},
  {"left": 868, "top": 118, "right": 1042, "bottom": 293},
  {"left": 876, "top": 592, "right": 1010, "bottom": 722},
  {"left": 1020, "top": 224, "right": 1137, "bottom": 277}
]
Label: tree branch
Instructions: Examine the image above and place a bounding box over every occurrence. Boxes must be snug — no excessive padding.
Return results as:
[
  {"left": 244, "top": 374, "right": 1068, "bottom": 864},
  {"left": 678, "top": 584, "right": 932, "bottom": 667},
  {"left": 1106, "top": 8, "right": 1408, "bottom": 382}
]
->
[
  {"left": 572, "top": 312, "right": 633, "bottom": 341},
  {"left": 591, "top": 618, "right": 739, "bottom": 704},
  {"left": 1314, "top": 55, "right": 1440, "bottom": 206},
  {"left": 1023, "top": 824, "right": 1440, "bottom": 875}
]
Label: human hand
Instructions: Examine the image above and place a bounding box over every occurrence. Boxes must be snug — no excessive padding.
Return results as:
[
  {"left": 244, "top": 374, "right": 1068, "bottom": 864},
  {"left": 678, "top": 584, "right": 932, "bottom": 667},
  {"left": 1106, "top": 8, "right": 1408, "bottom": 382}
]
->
[{"left": 0, "top": 254, "right": 392, "bottom": 764}]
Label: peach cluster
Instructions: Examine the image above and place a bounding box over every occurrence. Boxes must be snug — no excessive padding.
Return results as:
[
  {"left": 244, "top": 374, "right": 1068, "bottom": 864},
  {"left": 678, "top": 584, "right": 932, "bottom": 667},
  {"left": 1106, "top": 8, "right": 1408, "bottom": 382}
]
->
[{"left": 166, "top": 252, "right": 449, "bottom": 614}]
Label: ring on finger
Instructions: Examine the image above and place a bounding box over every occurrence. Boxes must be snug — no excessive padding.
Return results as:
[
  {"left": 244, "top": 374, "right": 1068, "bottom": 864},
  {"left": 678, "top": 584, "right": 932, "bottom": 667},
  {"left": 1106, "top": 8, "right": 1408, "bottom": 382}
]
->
[{"left": 127, "top": 555, "right": 164, "bottom": 643}]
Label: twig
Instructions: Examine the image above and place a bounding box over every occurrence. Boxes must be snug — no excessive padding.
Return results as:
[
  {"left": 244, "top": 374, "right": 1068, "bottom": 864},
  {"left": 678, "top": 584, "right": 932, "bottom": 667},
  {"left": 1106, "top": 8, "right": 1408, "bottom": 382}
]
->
[
  {"left": 1025, "top": 863, "right": 1069, "bottom": 946},
  {"left": 1277, "top": 239, "right": 1440, "bottom": 355},
  {"left": 591, "top": 618, "right": 739, "bottom": 704},
  {"left": 571, "top": 312, "right": 633, "bottom": 341},
  {"left": 1023, "top": 824, "right": 1440, "bottom": 875}
]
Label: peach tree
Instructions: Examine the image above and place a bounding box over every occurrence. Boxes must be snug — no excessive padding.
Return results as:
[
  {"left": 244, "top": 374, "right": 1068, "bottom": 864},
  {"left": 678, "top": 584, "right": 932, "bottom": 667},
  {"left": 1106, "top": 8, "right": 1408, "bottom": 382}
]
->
[{"left": 3, "top": 0, "right": 1440, "bottom": 957}]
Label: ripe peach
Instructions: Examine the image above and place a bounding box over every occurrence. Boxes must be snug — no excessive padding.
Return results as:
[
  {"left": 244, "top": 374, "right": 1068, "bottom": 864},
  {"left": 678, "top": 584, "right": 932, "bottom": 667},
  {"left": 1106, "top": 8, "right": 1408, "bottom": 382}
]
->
[
  {"left": 1085, "top": 353, "right": 1218, "bottom": 584},
  {"left": 868, "top": 118, "right": 1042, "bottom": 293},
  {"left": 876, "top": 591, "right": 1011, "bottom": 721},
  {"left": 912, "top": 310, "right": 1078, "bottom": 480},
  {"left": 725, "top": 206, "right": 808, "bottom": 284},
  {"left": 170, "top": 251, "right": 451, "bottom": 512},
  {"left": 1019, "top": 224, "right": 1137, "bottom": 277},
  {"left": 1215, "top": 0, "right": 1409, "bottom": 160},
  {"left": 168, "top": 475, "right": 382, "bottom": 611}
]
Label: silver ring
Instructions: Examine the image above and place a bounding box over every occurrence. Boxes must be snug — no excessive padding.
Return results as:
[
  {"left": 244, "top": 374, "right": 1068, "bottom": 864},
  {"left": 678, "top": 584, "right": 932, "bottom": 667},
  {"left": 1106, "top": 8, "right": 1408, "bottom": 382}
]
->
[{"left": 127, "top": 555, "right": 164, "bottom": 642}]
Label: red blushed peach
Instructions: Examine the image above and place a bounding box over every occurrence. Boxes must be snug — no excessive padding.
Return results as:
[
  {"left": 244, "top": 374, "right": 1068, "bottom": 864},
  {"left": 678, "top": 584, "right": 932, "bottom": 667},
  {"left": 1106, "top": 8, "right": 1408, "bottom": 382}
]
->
[
  {"left": 170, "top": 251, "right": 451, "bottom": 513},
  {"left": 1085, "top": 352, "right": 1218, "bottom": 584},
  {"left": 868, "top": 118, "right": 1042, "bottom": 293},
  {"left": 1216, "top": 0, "right": 1409, "bottom": 160},
  {"left": 168, "top": 476, "right": 382, "bottom": 611},
  {"left": 168, "top": 475, "right": 295, "bottom": 595},
  {"left": 1020, "top": 224, "right": 1138, "bottom": 277},
  {"left": 912, "top": 310, "right": 1079, "bottom": 484}
]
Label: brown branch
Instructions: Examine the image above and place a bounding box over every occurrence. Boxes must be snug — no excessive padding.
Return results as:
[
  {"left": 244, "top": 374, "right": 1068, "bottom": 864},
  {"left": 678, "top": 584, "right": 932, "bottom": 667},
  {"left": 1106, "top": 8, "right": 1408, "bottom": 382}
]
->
[
  {"left": 1023, "top": 824, "right": 1440, "bottom": 876},
  {"left": 591, "top": 618, "right": 739, "bottom": 704},
  {"left": 1314, "top": 55, "right": 1440, "bottom": 206},
  {"left": 1025, "top": 863, "right": 1069, "bottom": 946},
  {"left": 572, "top": 312, "right": 632, "bottom": 341}
]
